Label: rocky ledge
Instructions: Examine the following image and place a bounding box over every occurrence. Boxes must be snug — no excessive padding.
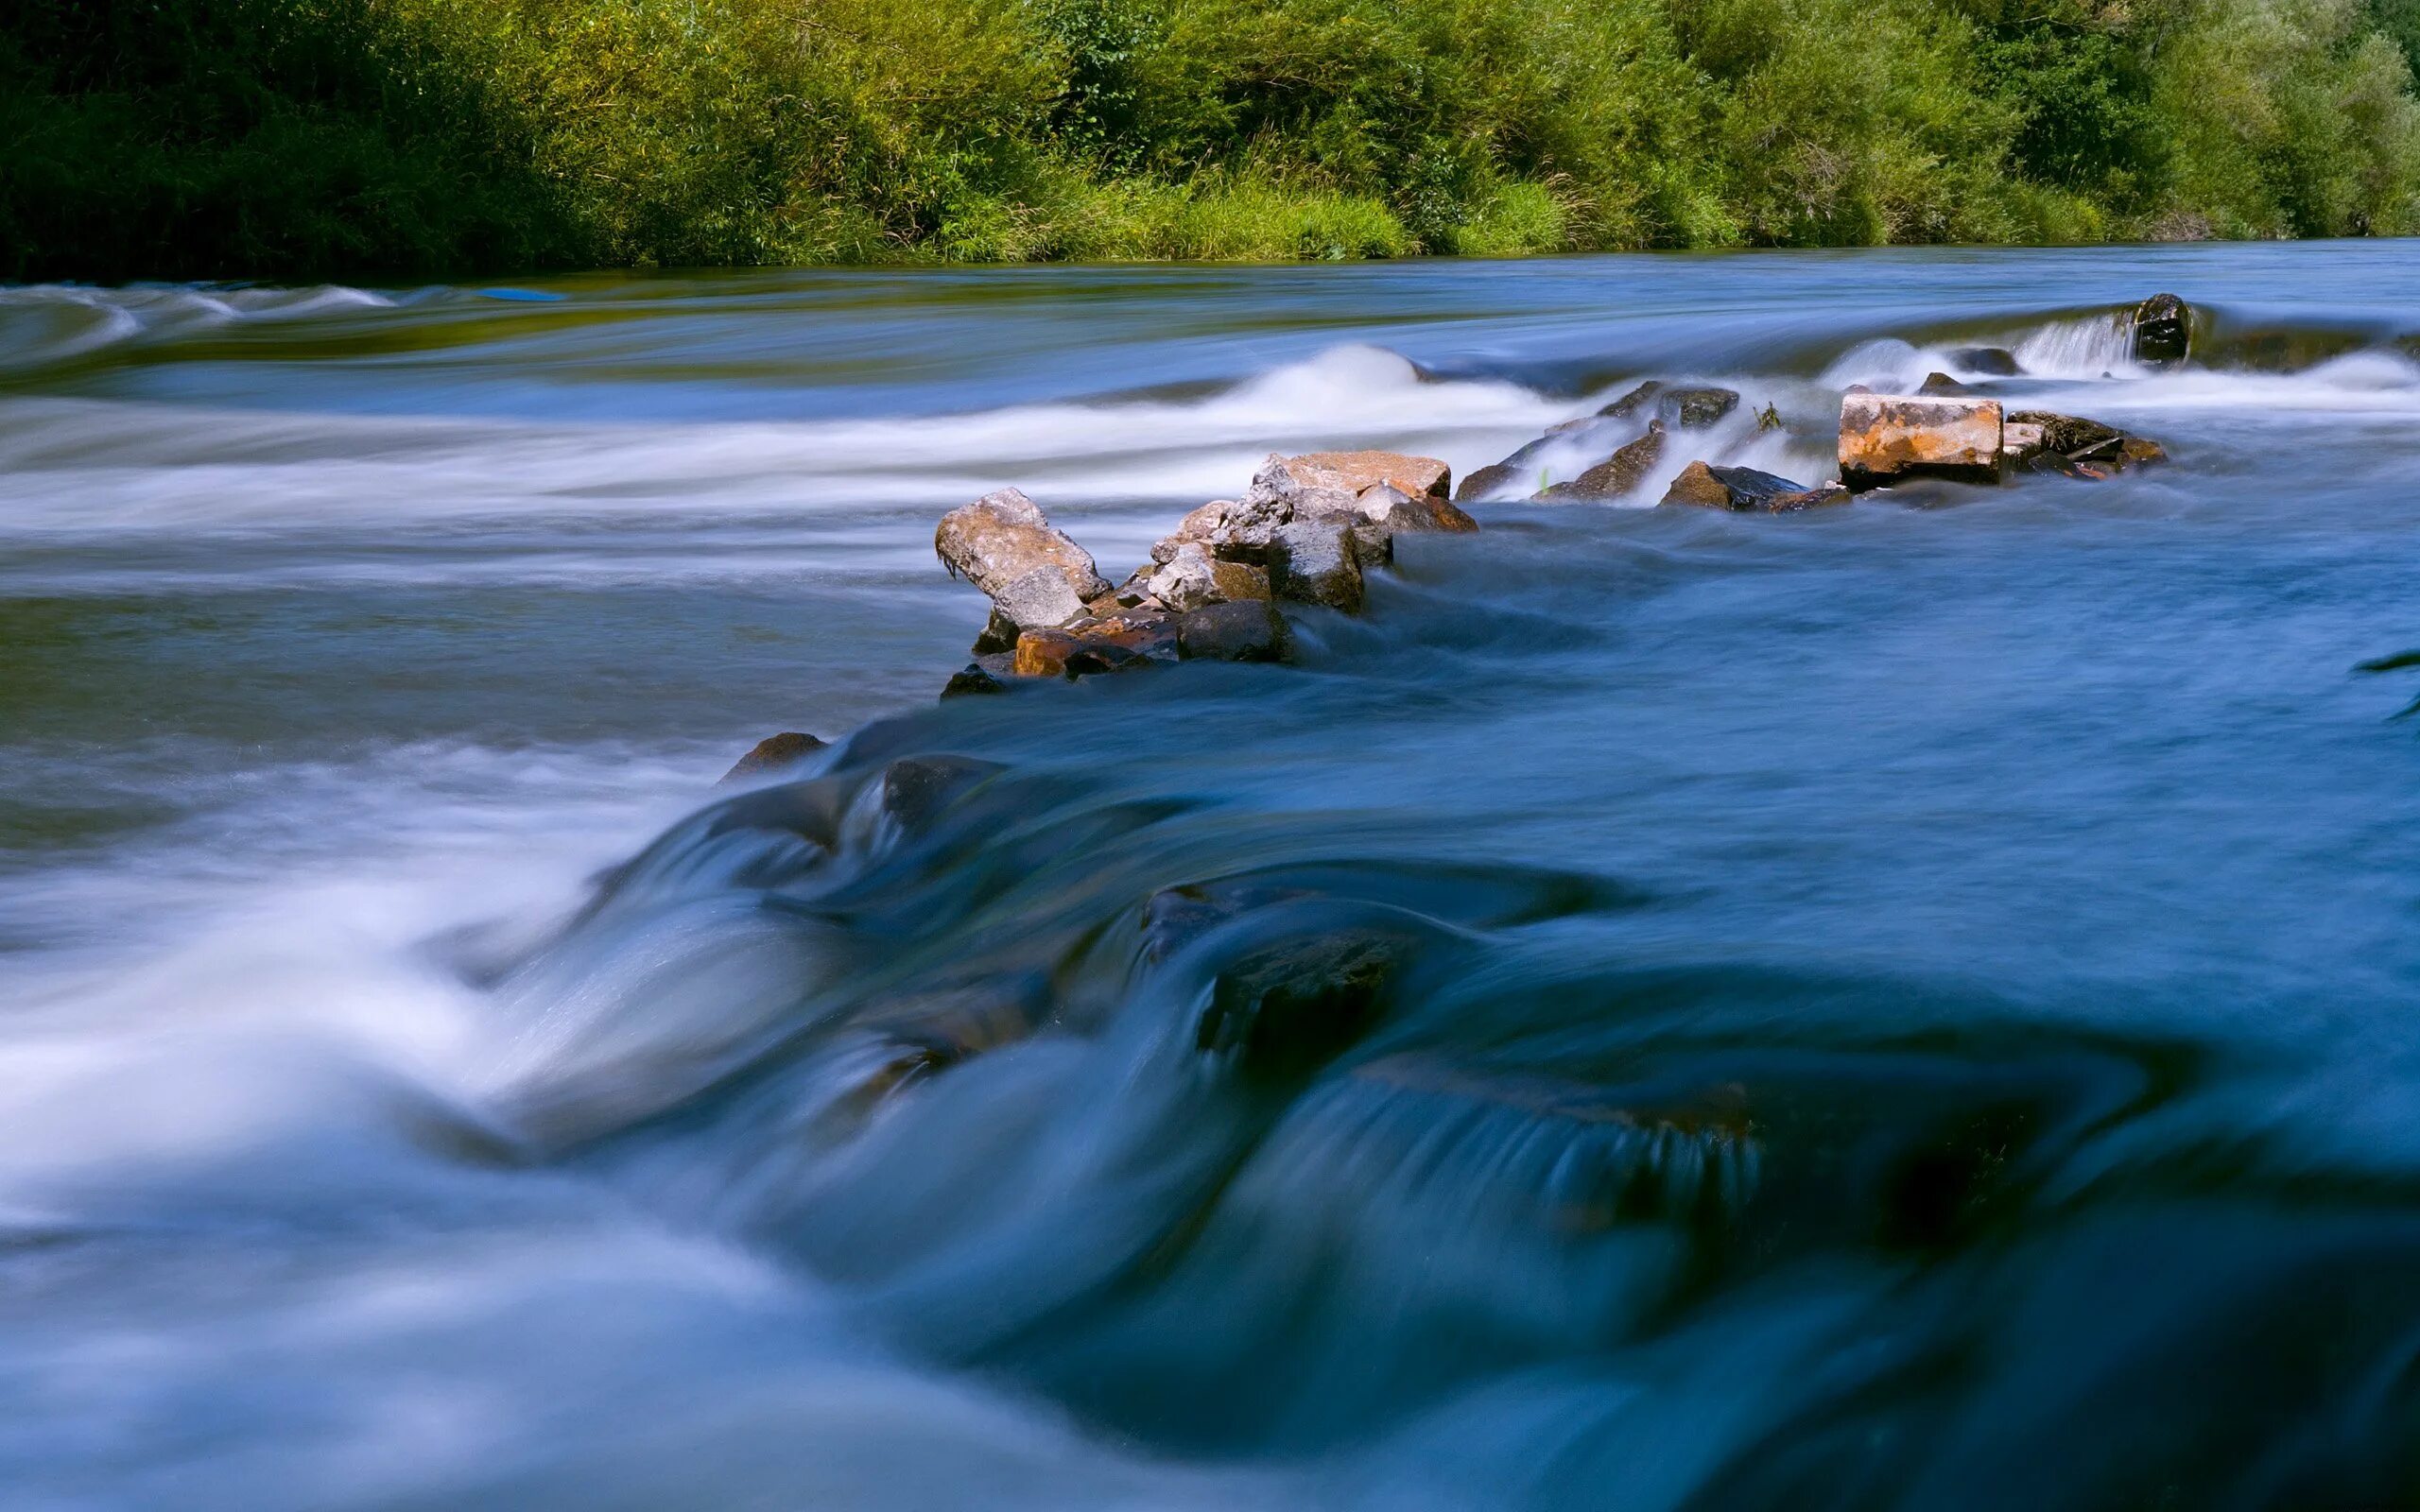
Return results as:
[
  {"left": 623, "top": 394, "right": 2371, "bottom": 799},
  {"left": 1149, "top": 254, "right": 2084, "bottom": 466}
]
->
[{"left": 931, "top": 449, "right": 1479, "bottom": 695}]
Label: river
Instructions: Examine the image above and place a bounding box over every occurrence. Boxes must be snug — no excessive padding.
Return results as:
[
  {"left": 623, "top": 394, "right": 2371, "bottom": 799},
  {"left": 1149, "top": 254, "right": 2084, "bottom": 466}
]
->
[{"left": 5, "top": 244, "right": 2420, "bottom": 1509}]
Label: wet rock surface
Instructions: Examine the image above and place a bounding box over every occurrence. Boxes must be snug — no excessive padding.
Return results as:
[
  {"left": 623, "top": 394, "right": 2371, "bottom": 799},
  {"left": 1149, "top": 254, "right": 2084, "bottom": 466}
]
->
[
  {"left": 1538, "top": 421, "right": 1667, "bottom": 502},
  {"left": 1662, "top": 461, "right": 1843, "bottom": 512},
  {"left": 2133, "top": 292, "right": 2192, "bottom": 368},
  {"left": 1175, "top": 600, "right": 1291, "bottom": 662},
  {"left": 720, "top": 731, "right": 830, "bottom": 784}
]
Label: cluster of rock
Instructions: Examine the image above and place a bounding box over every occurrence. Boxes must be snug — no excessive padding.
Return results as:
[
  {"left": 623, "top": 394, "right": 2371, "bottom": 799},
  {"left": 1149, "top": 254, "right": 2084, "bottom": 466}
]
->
[
  {"left": 725, "top": 293, "right": 2192, "bottom": 766},
  {"left": 931, "top": 450, "right": 1480, "bottom": 695},
  {"left": 1451, "top": 292, "right": 2187, "bottom": 514}
]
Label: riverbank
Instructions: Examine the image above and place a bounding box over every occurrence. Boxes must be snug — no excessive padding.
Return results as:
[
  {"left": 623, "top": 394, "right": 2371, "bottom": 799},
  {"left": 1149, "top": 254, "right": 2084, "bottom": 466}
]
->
[{"left": 10, "top": 0, "right": 2420, "bottom": 282}]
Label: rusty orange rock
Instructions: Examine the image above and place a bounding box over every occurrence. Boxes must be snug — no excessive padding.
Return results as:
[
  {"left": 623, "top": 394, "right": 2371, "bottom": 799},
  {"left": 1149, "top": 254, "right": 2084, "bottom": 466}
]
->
[
  {"left": 1839, "top": 394, "right": 2004, "bottom": 491},
  {"left": 1011, "top": 627, "right": 1083, "bottom": 678}
]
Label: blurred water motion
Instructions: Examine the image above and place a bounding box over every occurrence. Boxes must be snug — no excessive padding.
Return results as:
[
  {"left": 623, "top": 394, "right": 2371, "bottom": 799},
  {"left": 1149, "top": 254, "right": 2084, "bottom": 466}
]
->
[{"left": 6, "top": 245, "right": 2420, "bottom": 1508}]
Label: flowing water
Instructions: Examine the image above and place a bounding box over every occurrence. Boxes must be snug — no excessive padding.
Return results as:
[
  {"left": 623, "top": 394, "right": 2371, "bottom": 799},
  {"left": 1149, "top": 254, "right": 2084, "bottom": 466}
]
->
[{"left": 7, "top": 244, "right": 2420, "bottom": 1509}]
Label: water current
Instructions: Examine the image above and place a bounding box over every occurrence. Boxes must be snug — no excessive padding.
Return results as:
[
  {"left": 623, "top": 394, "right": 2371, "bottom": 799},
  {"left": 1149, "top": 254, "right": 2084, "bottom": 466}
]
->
[{"left": 7, "top": 243, "right": 2420, "bottom": 1508}]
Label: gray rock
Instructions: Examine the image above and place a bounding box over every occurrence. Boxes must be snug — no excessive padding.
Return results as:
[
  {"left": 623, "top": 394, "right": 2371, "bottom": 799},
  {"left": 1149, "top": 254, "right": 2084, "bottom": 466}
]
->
[
  {"left": 1147, "top": 543, "right": 1221, "bottom": 612},
  {"left": 934, "top": 487, "right": 1109, "bottom": 629},
  {"left": 1269, "top": 516, "right": 1365, "bottom": 612},
  {"left": 990, "top": 565, "right": 1088, "bottom": 632},
  {"left": 1667, "top": 387, "right": 1741, "bottom": 428}
]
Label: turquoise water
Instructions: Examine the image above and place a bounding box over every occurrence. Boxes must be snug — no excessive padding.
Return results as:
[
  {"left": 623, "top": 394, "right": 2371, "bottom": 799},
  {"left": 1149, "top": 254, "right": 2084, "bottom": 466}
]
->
[{"left": 6, "top": 244, "right": 2420, "bottom": 1508}]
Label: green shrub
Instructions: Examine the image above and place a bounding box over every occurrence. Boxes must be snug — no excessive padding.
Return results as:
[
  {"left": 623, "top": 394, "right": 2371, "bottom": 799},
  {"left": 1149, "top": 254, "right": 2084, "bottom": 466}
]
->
[{"left": 5, "top": 0, "right": 2419, "bottom": 278}]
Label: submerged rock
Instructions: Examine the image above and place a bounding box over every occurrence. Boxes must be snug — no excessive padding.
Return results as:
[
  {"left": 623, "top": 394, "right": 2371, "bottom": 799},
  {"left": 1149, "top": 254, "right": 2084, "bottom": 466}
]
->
[
  {"left": 2132, "top": 293, "right": 2192, "bottom": 369},
  {"left": 941, "top": 661, "right": 1011, "bottom": 698},
  {"left": 1196, "top": 928, "right": 1412, "bottom": 1080},
  {"left": 1917, "top": 371, "right": 1979, "bottom": 397},
  {"left": 1176, "top": 600, "right": 1291, "bottom": 662},
  {"left": 1840, "top": 393, "right": 2004, "bottom": 490},
  {"left": 879, "top": 755, "right": 1006, "bottom": 833},
  {"left": 935, "top": 487, "right": 1110, "bottom": 631},
  {"left": 1539, "top": 421, "right": 1667, "bottom": 502},
  {"left": 1946, "top": 345, "right": 2022, "bottom": 376},
  {"left": 1598, "top": 380, "right": 1664, "bottom": 419},
  {"left": 1661, "top": 461, "right": 1845, "bottom": 512},
  {"left": 720, "top": 731, "right": 828, "bottom": 784}
]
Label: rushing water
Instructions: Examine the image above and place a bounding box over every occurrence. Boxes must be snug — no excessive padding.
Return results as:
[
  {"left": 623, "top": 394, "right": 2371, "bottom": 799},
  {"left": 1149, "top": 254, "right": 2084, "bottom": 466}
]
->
[{"left": 7, "top": 243, "right": 2420, "bottom": 1509}]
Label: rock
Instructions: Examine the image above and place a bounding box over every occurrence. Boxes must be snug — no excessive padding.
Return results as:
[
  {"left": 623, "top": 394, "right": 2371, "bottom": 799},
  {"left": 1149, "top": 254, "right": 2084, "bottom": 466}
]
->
[
  {"left": 1661, "top": 460, "right": 1838, "bottom": 512},
  {"left": 1946, "top": 346, "right": 2022, "bottom": 376},
  {"left": 1176, "top": 600, "right": 1291, "bottom": 663},
  {"left": 971, "top": 606, "right": 1020, "bottom": 655},
  {"left": 1357, "top": 483, "right": 1478, "bottom": 535},
  {"left": 1598, "top": 381, "right": 1663, "bottom": 419},
  {"left": 941, "top": 662, "right": 1009, "bottom": 698},
  {"left": 934, "top": 488, "right": 1109, "bottom": 630},
  {"left": 1195, "top": 928, "right": 1410, "bottom": 1080},
  {"left": 1079, "top": 609, "right": 1181, "bottom": 662},
  {"left": 720, "top": 731, "right": 828, "bottom": 784},
  {"left": 2007, "top": 409, "right": 2122, "bottom": 458},
  {"left": 1539, "top": 421, "right": 1666, "bottom": 501},
  {"left": 1769, "top": 484, "right": 1851, "bottom": 510},
  {"left": 1151, "top": 500, "right": 1237, "bottom": 564},
  {"left": 1011, "top": 610, "right": 1178, "bottom": 679},
  {"left": 1667, "top": 387, "right": 1741, "bottom": 428},
  {"left": 1839, "top": 393, "right": 2004, "bottom": 490},
  {"left": 1455, "top": 458, "right": 1530, "bottom": 504},
  {"left": 2119, "top": 437, "right": 2168, "bottom": 466},
  {"left": 1999, "top": 421, "right": 2047, "bottom": 465},
  {"left": 1281, "top": 450, "right": 1452, "bottom": 503},
  {"left": 2132, "top": 293, "right": 2191, "bottom": 369},
  {"left": 881, "top": 755, "right": 1005, "bottom": 833},
  {"left": 1917, "top": 371, "right": 1977, "bottom": 397},
  {"left": 1269, "top": 517, "right": 1364, "bottom": 612},
  {"left": 1146, "top": 543, "right": 1222, "bottom": 612},
  {"left": 1011, "top": 627, "right": 1085, "bottom": 679}
]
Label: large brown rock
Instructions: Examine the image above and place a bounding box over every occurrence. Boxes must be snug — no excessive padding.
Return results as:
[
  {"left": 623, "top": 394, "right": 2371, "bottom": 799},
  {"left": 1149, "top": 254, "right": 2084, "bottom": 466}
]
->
[
  {"left": 934, "top": 488, "right": 1110, "bottom": 630},
  {"left": 1279, "top": 450, "right": 1452, "bottom": 503},
  {"left": 1839, "top": 393, "right": 2003, "bottom": 491}
]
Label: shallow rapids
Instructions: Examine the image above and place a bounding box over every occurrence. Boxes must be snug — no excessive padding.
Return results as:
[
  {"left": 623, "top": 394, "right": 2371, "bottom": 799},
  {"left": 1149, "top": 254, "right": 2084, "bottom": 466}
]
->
[{"left": 8, "top": 243, "right": 2420, "bottom": 1509}]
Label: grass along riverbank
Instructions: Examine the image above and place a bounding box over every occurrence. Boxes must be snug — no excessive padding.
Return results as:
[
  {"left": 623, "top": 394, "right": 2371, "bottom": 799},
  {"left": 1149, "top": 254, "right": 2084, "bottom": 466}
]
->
[{"left": 9, "top": 0, "right": 2420, "bottom": 282}]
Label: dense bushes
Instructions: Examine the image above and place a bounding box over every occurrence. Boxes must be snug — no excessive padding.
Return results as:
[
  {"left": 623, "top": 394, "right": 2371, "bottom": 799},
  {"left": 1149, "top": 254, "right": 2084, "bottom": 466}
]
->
[{"left": 5, "top": 0, "right": 2419, "bottom": 279}]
